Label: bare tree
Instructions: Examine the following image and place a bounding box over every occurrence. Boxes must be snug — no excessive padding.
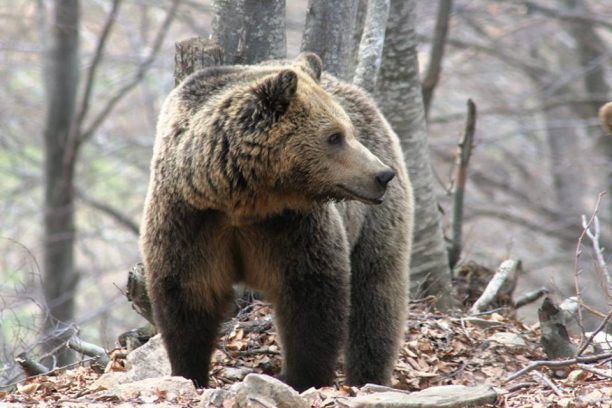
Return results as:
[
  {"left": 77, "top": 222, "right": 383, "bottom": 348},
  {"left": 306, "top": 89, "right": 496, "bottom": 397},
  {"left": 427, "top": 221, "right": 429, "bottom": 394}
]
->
[
  {"left": 212, "top": 0, "right": 287, "bottom": 64},
  {"left": 42, "top": 0, "right": 81, "bottom": 365},
  {"left": 301, "top": 0, "right": 358, "bottom": 80},
  {"left": 41, "top": 0, "right": 180, "bottom": 364},
  {"left": 376, "top": 0, "right": 455, "bottom": 310}
]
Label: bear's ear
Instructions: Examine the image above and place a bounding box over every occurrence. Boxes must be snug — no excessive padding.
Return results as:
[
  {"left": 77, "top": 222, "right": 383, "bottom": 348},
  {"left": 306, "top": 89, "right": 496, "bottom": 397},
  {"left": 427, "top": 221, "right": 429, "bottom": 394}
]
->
[
  {"left": 294, "top": 52, "right": 322, "bottom": 82},
  {"left": 253, "top": 69, "right": 298, "bottom": 117}
]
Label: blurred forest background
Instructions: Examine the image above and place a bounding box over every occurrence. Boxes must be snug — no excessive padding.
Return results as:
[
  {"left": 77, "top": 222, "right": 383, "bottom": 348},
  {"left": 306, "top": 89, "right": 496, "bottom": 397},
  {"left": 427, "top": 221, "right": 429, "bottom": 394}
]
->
[{"left": 1, "top": 0, "right": 611, "bottom": 387}]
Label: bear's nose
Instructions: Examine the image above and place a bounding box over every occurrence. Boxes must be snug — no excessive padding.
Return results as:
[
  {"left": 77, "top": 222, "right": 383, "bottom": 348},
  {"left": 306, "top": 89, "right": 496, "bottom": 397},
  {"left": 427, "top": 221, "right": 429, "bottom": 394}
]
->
[{"left": 375, "top": 169, "right": 396, "bottom": 187}]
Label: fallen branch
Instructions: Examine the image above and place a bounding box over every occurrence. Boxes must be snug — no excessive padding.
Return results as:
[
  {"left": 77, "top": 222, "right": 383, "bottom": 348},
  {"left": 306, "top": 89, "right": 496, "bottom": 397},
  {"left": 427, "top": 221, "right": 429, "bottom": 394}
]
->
[
  {"left": 576, "top": 363, "right": 612, "bottom": 379},
  {"left": 469, "top": 259, "right": 520, "bottom": 314},
  {"left": 531, "top": 370, "right": 564, "bottom": 396},
  {"left": 577, "top": 310, "right": 612, "bottom": 356},
  {"left": 504, "top": 351, "right": 612, "bottom": 383},
  {"left": 14, "top": 352, "right": 49, "bottom": 377},
  {"left": 67, "top": 336, "right": 110, "bottom": 369},
  {"left": 514, "top": 287, "right": 549, "bottom": 309}
]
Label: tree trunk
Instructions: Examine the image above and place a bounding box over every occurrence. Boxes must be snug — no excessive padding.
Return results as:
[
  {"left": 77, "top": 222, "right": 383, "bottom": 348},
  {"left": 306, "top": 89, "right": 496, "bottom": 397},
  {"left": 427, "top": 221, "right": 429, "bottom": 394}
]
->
[
  {"left": 376, "top": 0, "right": 454, "bottom": 310},
  {"left": 560, "top": 0, "right": 611, "bottom": 224},
  {"left": 42, "top": 0, "right": 80, "bottom": 365},
  {"left": 301, "top": 0, "right": 358, "bottom": 80},
  {"left": 352, "top": 0, "right": 389, "bottom": 93},
  {"left": 212, "top": 0, "right": 286, "bottom": 65}
]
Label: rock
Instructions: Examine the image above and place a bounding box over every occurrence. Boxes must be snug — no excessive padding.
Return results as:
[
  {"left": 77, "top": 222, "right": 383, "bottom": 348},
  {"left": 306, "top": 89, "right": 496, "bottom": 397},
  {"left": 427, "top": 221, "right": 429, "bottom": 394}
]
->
[
  {"left": 228, "top": 374, "right": 309, "bottom": 408},
  {"left": 219, "top": 366, "right": 255, "bottom": 382},
  {"left": 93, "top": 334, "right": 170, "bottom": 389},
  {"left": 348, "top": 385, "right": 498, "bottom": 408},
  {"left": 585, "top": 331, "right": 612, "bottom": 352},
  {"left": 107, "top": 376, "right": 198, "bottom": 402},
  {"left": 300, "top": 387, "right": 320, "bottom": 405},
  {"left": 487, "top": 332, "right": 527, "bottom": 349},
  {"left": 200, "top": 388, "right": 234, "bottom": 407}
]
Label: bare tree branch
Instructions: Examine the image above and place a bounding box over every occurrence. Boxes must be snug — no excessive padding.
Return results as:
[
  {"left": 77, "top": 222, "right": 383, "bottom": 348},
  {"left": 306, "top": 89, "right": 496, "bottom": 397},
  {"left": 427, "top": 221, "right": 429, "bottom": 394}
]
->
[
  {"left": 80, "top": 0, "right": 181, "bottom": 143},
  {"left": 76, "top": 191, "right": 139, "bottom": 235},
  {"left": 421, "top": 0, "right": 453, "bottom": 118},
  {"left": 75, "top": 0, "right": 122, "bottom": 135},
  {"left": 448, "top": 99, "right": 476, "bottom": 269}
]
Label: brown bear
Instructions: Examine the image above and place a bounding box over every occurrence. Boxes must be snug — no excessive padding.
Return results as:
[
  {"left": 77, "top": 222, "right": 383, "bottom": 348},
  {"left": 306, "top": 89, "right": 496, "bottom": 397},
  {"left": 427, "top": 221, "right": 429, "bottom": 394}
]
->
[{"left": 140, "top": 53, "right": 413, "bottom": 391}]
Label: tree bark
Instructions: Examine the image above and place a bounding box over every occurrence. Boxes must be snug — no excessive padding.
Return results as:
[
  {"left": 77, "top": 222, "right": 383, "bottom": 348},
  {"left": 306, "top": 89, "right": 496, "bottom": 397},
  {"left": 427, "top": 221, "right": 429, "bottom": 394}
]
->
[
  {"left": 211, "top": 0, "right": 286, "bottom": 65},
  {"left": 376, "top": 0, "right": 455, "bottom": 310},
  {"left": 353, "top": 0, "right": 389, "bottom": 93},
  {"left": 42, "top": 0, "right": 80, "bottom": 365},
  {"left": 301, "top": 0, "right": 358, "bottom": 80},
  {"left": 560, "top": 0, "right": 612, "bottom": 224}
]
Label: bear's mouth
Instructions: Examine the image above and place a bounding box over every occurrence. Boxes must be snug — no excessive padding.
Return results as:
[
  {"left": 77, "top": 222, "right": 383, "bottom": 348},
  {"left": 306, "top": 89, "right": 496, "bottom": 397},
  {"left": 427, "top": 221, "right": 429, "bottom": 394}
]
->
[{"left": 336, "top": 185, "right": 384, "bottom": 205}]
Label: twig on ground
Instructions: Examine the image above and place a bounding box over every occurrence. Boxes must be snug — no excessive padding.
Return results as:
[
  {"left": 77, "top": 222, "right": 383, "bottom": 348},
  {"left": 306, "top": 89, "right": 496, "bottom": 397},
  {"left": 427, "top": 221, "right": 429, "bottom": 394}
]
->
[
  {"left": 577, "top": 310, "right": 612, "bottom": 356},
  {"left": 531, "top": 370, "right": 564, "bottom": 396},
  {"left": 576, "top": 363, "right": 612, "bottom": 379},
  {"left": 504, "top": 351, "right": 612, "bottom": 383}
]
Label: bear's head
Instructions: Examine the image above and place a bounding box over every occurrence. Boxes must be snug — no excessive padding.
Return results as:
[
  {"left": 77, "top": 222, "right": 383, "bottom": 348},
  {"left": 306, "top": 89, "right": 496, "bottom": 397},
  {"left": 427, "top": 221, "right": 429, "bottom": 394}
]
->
[{"left": 182, "top": 53, "right": 395, "bottom": 219}]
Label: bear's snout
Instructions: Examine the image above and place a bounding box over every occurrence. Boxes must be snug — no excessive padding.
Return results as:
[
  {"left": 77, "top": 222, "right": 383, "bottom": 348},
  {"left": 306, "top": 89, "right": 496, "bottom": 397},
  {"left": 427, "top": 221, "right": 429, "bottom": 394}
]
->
[{"left": 375, "top": 169, "right": 395, "bottom": 188}]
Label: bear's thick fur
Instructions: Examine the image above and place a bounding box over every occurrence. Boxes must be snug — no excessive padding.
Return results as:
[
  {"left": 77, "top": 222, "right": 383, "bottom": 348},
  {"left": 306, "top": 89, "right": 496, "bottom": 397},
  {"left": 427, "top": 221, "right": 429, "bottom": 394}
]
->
[{"left": 141, "top": 53, "right": 413, "bottom": 391}]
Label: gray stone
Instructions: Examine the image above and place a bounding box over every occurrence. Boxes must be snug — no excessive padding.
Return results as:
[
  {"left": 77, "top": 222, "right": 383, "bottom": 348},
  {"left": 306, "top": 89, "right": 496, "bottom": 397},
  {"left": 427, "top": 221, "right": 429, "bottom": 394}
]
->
[
  {"left": 348, "top": 385, "right": 498, "bottom": 408},
  {"left": 219, "top": 366, "right": 255, "bottom": 382},
  {"left": 200, "top": 388, "right": 234, "bottom": 407},
  {"left": 487, "top": 332, "right": 527, "bottom": 349},
  {"left": 93, "top": 334, "right": 171, "bottom": 389},
  {"left": 102, "top": 376, "right": 197, "bottom": 400},
  {"left": 229, "top": 374, "right": 308, "bottom": 408}
]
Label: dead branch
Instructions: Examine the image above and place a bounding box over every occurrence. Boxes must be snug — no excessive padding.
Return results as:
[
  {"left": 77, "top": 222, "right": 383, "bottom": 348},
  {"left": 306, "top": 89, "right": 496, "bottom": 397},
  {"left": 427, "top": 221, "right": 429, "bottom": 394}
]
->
[
  {"left": 577, "top": 310, "right": 612, "bottom": 356},
  {"left": 514, "top": 287, "right": 549, "bottom": 309},
  {"left": 531, "top": 371, "right": 564, "bottom": 396},
  {"left": 469, "top": 259, "right": 520, "bottom": 314},
  {"left": 352, "top": 0, "right": 389, "bottom": 92},
  {"left": 76, "top": 190, "right": 139, "bottom": 235},
  {"left": 576, "top": 363, "right": 612, "bottom": 380},
  {"left": 422, "top": 0, "right": 453, "bottom": 117},
  {"left": 538, "top": 297, "right": 576, "bottom": 360},
  {"left": 67, "top": 336, "right": 110, "bottom": 368},
  {"left": 574, "top": 193, "right": 606, "bottom": 342},
  {"left": 504, "top": 351, "right": 612, "bottom": 383},
  {"left": 80, "top": 0, "right": 181, "bottom": 142},
  {"left": 14, "top": 352, "right": 49, "bottom": 377},
  {"left": 580, "top": 201, "right": 611, "bottom": 297},
  {"left": 449, "top": 99, "right": 476, "bottom": 269}
]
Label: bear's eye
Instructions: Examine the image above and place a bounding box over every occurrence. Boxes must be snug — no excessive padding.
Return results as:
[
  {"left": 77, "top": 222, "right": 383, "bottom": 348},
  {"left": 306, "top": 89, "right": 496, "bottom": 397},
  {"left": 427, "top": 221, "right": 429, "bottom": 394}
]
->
[{"left": 327, "top": 133, "right": 344, "bottom": 146}]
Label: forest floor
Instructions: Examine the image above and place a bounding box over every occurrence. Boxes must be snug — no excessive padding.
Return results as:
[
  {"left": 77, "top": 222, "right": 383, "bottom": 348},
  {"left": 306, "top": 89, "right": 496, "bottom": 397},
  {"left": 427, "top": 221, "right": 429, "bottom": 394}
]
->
[{"left": 1, "top": 300, "right": 611, "bottom": 407}]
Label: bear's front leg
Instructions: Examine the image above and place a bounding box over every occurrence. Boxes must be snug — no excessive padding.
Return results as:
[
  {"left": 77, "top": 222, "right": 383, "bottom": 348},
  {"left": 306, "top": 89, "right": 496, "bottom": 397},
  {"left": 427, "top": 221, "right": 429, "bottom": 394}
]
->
[
  {"left": 150, "top": 278, "right": 233, "bottom": 387},
  {"left": 142, "top": 204, "right": 234, "bottom": 388},
  {"left": 264, "top": 210, "right": 351, "bottom": 392}
]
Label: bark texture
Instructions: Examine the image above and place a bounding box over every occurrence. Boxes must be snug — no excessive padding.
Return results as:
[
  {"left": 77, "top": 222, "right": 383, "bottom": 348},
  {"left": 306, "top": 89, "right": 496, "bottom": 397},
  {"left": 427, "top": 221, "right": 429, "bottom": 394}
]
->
[
  {"left": 376, "top": 0, "right": 454, "bottom": 310},
  {"left": 42, "top": 0, "right": 80, "bottom": 365},
  {"left": 211, "top": 0, "right": 286, "bottom": 65},
  {"left": 353, "top": 0, "right": 389, "bottom": 93},
  {"left": 301, "top": 0, "right": 358, "bottom": 80}
]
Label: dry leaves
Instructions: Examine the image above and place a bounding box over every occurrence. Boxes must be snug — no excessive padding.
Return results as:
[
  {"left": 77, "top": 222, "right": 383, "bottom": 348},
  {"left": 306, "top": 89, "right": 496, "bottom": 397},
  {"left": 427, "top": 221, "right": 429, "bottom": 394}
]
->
[{"left": 2, "top": 301, "right": 611, "bottom": 407}]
